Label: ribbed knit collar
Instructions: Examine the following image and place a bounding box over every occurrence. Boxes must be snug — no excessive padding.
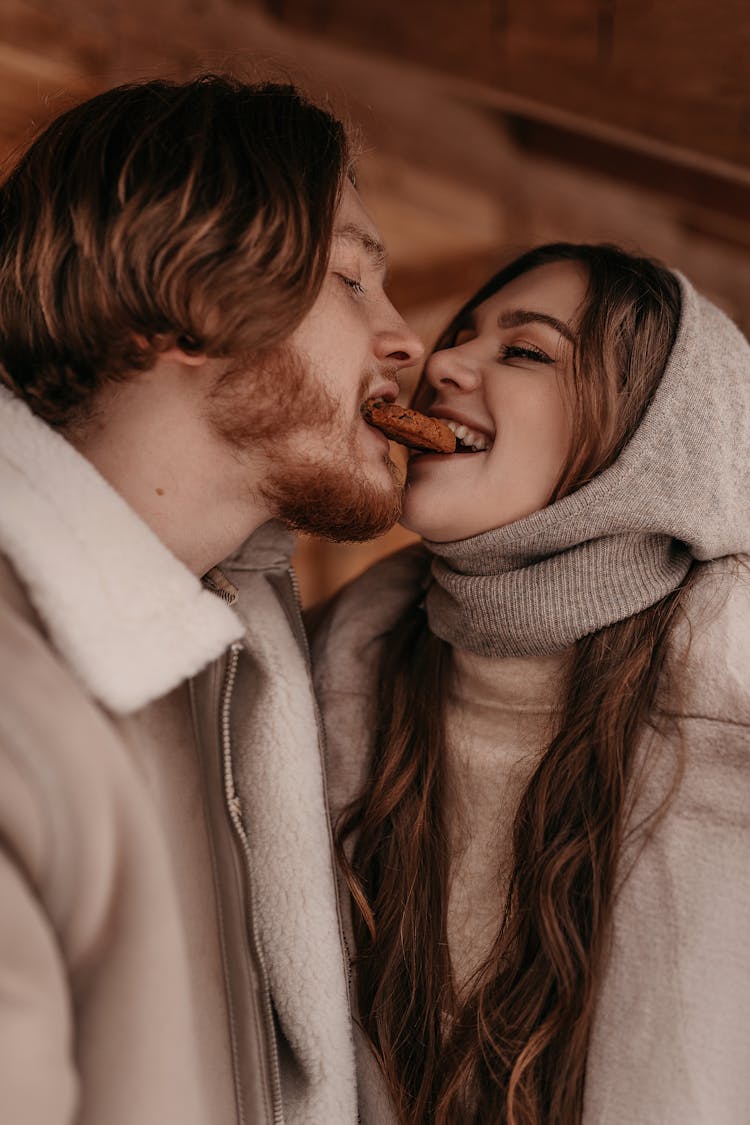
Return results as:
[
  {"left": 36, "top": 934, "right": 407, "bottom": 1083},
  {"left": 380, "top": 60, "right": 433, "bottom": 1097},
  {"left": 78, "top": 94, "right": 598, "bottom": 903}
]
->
[
  {"left": 422, "top": 274, "right": 750, "bottom": 658},
  {"left": 425, "top": 531, "right": 692, "bottom": 657}
]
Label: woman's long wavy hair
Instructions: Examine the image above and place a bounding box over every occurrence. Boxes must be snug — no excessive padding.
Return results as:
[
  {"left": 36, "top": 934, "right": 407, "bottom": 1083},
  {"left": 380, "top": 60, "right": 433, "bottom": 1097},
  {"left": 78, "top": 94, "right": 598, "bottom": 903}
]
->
[{"left": 336, "top": 244, "right": 695, "bottom": 1124}]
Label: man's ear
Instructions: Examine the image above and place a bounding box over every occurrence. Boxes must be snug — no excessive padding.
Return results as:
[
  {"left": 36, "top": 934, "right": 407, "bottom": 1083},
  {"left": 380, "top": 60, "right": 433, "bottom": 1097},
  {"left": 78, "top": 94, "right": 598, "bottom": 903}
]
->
[
  {"left": 158, "top": 345, "right": 208, "bottom": 368},
  {"left": 133, "top": 333, "right": 208, "bottom": 367}
]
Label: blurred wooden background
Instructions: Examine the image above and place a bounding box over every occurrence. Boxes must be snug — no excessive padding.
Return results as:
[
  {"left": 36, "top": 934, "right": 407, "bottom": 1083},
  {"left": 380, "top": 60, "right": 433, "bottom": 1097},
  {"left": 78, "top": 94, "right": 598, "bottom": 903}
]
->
[{"left": 2, "top": 0, "right": 748, "bottom": 603}]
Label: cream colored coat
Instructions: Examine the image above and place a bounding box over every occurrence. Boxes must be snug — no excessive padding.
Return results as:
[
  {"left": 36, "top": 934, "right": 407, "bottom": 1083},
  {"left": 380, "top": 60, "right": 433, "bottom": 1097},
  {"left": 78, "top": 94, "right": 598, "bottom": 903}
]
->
[
  {"left": 314, "top": 545, "right": 750, "bottom": 1125},
  {"left": 0, "top": 387, "right": 356, "bottom": 1125}
]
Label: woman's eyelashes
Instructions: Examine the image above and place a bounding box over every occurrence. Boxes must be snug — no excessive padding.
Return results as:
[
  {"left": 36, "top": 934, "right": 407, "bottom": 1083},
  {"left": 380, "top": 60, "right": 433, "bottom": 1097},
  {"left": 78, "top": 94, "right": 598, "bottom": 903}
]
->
[
  {"left": 451, "top": 327, "right": 554, "bottom": 366},
  {"left": 500, "top": 343, "right": 554, "bottom": 365}
]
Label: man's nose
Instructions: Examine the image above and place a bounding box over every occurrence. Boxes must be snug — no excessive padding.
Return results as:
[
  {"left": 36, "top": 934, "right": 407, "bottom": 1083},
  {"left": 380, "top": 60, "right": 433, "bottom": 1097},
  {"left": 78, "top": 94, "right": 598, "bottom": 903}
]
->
[
  {"left": 374, "top": 311, "right": 425, "bottom": 371},
  {"left": 424, "top": 345, "right": 482, "bottom": 393}
]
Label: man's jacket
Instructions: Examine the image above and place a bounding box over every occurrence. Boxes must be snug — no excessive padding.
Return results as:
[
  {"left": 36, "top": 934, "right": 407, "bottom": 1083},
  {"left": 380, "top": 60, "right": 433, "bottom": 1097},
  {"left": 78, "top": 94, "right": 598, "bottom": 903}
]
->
[{"left": 0, "top": 386, "right": 356, "bottom": 1125}]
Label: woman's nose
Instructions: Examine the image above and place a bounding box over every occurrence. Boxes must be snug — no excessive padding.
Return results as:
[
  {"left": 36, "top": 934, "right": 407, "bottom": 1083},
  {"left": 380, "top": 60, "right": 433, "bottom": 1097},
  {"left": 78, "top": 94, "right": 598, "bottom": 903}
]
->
[{"left": 424, "top": 345, "right": 482, "bottom": 393}]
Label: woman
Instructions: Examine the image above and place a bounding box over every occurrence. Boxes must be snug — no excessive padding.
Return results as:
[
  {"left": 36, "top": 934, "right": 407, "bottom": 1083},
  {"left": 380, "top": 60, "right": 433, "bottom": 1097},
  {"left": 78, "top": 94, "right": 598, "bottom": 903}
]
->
[{"left": 313, "top": 243, "right": 750, "bottom": 1125}]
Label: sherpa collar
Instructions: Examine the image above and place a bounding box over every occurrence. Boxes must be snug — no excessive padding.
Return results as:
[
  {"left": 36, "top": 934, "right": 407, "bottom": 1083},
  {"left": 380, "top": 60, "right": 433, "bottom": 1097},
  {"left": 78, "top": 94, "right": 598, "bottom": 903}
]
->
[{"left": 0, "top": 386, "right": 244, "bottom": 714}]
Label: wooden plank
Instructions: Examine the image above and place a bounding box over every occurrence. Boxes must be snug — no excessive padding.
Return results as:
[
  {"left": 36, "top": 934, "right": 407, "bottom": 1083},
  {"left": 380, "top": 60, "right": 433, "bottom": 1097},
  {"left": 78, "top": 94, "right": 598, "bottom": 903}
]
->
[
  {"left": 500, "top": 0, "right": 601, "bottom": 65},
  {"left": 0, "top": 41, "right": 95, "bottom": 158},
  {"left": 268, "top": 0, "right": 497, "bottom": 75},
  {"left": 259, "top": 0, "right": 750, "bottom": 168},
  {"left": 504, "top": 115, "right": 750, "bottom": 222}
]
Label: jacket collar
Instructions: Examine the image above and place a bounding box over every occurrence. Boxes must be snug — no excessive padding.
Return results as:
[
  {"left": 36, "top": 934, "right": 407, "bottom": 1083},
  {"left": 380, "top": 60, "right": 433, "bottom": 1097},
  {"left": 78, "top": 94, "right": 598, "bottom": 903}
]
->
[
  {"left": 223, "top": 516, "right": 297, "bottom": 575},
  {"left": 0, "top": 386, "right": 244, "bottom": 715}
]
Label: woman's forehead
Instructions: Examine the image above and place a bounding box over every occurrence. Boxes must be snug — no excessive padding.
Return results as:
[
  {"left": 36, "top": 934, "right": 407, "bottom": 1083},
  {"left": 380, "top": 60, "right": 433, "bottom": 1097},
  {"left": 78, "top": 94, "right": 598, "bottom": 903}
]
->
[{"left": 474, "top": 261, "right": 590, "bottom": 326}]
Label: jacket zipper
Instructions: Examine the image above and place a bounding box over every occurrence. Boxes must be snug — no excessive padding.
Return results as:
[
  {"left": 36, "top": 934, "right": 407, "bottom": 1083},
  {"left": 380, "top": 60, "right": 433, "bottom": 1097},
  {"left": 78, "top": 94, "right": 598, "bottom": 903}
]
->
[
  {"left": 285, "top": 567, "right": 355, "bottom": 1005},
  {"left": 220, "top": 641, "right": 285, "bottom": 1125},
  {"left": 286, "top": 568, "right": 361, "bottom": 1125}
]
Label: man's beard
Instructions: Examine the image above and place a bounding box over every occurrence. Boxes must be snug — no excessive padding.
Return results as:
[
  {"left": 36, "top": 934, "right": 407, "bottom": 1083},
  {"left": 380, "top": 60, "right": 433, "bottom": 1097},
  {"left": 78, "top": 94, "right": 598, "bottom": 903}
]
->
[
  {"left": 262, "top": 447, "right": 403, "bottom": 542},
  {"left": 207, "top": 344, "right": 404, "bottom": 541}
]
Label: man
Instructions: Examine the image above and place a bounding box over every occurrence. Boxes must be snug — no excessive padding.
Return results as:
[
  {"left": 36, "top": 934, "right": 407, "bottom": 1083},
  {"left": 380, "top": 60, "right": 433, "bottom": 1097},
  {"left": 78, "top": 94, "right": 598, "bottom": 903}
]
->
[{"left": 0, "top": 75, "right": 423, "bottom": 1125}]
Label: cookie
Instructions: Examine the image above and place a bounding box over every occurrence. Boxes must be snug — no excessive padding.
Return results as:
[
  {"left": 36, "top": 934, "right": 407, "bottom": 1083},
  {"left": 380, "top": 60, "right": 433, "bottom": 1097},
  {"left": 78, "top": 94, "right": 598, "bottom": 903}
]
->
[{"left": 361, "top": 399, "right": 456, "bottom": 454}]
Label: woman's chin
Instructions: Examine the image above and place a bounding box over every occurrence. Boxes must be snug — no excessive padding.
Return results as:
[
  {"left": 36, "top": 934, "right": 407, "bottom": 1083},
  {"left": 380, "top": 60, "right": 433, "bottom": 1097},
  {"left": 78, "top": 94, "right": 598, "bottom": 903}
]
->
[
  {"left": 400, "top": 497, "right": 458, "bottom": 542},
  {"left": 400, "top": 500, "right": 435, "bottom": 540}
]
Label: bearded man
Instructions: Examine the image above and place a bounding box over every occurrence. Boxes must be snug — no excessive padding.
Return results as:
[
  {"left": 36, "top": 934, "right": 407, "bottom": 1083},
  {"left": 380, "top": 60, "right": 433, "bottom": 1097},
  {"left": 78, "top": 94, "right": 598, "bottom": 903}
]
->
[{"left": 0, "top": 75, "right": 422, "bottom": 1125}]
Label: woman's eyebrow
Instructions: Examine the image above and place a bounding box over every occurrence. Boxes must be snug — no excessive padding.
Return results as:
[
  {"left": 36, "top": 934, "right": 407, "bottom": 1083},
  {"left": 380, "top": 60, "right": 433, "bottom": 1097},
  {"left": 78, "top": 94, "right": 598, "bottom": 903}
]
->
[{"left": 498, "top": 308, "right": 575, "bottom": 342}]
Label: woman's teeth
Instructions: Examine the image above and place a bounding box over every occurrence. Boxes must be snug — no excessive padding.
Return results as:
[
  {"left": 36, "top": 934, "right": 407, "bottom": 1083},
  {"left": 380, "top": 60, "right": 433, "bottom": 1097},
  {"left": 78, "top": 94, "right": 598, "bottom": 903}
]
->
[{"left": 444, "top": 419, "right": 491, "bottom": 452}]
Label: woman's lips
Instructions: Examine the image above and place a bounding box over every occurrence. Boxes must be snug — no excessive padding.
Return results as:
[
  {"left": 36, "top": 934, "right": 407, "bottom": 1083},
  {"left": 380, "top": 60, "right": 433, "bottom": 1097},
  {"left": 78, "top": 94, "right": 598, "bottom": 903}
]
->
[{"left": 426, "top": 406, "right": 494, "bottom": 452}]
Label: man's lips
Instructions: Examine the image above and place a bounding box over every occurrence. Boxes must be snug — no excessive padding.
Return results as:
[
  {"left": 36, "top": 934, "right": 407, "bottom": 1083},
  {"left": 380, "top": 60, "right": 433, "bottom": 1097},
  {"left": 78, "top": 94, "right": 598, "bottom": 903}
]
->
[
  {"left": 361, "top": 399, "right": 457, "bottom": 454},
  {"left": 364, "top": 379, "right": 400, "bottom": 406}
]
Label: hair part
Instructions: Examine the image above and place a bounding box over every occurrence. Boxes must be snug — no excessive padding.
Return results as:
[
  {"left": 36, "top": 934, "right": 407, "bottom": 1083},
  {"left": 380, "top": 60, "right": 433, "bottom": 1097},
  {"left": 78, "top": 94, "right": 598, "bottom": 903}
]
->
[
  {"left": 0, "top": 74, "right": 351, "bottom": 428},
  {"left": 337, "top": 242, "right": 694, "bottom": 1124}
]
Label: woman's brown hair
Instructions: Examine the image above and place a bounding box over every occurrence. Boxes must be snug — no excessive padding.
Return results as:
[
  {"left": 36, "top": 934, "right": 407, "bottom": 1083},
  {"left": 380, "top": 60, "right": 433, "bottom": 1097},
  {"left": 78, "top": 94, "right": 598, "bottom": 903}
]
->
[
  {"left": 0, "top": 74, "right": 350, "bottom": 428},
  {"left": 337, "top": 244, "right": 694, "bottom": 1124}
]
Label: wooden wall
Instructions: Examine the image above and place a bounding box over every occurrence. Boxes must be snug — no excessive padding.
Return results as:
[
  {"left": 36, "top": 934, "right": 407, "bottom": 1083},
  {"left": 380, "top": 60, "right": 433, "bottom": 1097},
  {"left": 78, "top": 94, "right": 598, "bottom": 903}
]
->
[{"left": 265, "top": 0, "right": 750, "bottom": 169}]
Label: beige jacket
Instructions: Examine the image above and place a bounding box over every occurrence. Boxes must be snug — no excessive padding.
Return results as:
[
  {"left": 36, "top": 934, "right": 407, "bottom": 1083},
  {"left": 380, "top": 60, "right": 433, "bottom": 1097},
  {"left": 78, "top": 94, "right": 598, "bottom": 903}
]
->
[
  {"left": 314, "top": 545, "right": 750, "bottom": 1125},
  {"left": 0, "top": 387, "right": 356, "bottom": 1125}
]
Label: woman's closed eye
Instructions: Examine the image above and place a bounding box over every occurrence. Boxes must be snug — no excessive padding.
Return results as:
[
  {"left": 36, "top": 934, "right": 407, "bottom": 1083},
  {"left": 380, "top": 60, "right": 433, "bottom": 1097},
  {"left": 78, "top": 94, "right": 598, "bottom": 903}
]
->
[{"left": 500, "top": 343, "right": 554, "bottom": 365}]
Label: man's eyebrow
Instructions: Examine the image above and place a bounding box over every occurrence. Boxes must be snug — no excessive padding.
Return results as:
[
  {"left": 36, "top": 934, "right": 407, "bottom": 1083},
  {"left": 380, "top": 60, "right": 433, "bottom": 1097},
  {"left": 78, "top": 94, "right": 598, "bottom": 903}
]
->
[
  {"left": 497, "top": 308, "right": 575, "bottom": 342},
  {"left": 333, "top": 223, "right": 388, "bottom": 272}
]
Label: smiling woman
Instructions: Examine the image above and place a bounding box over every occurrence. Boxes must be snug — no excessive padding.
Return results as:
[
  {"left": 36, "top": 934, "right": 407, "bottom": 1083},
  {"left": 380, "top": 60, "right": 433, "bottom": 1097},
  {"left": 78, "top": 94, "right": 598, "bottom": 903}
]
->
[
  {"left": 314, "top": 242, "right": 750, "bottom": 1125},
  {"left": 403, "top": 256, "right": 586, "bottom": 540},
  {"left": 404, "top": 244, "right": 678, "bottom": 542}
]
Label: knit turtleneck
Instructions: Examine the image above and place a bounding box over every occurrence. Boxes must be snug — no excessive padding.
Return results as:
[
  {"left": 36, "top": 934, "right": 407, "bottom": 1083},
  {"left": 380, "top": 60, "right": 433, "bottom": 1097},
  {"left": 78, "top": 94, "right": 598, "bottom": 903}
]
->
[
  {"left": 425, "top": 530, "right": 691, "bottom": 658},
  {"left": 444, "top": 649, "right": 568, "bottom": 990},
  {"left": 423, "top": 274, "right": 750, "bottom": 658}
]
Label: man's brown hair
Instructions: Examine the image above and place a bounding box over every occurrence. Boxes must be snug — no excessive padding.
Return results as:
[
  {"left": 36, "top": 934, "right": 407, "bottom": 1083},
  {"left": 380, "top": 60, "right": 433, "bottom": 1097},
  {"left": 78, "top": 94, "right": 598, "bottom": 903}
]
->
[{"left": 0, "top": 74, "right": 350, "bottom": 427}]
